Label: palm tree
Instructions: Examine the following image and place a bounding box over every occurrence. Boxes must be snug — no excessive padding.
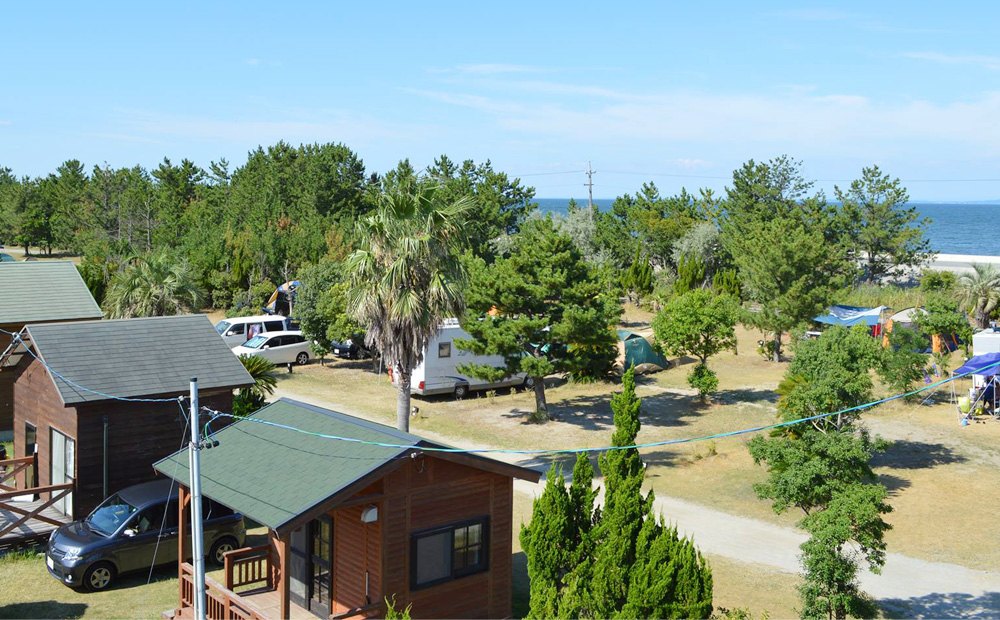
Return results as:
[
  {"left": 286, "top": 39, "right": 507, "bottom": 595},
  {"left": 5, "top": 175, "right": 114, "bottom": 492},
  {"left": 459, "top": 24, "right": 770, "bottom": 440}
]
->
[
  {"left": 102, "top": 250, "right": 204, "bottom": 319},
  {"left": 233, "top": 354, "right": 277, "bottom": 416},
  {"left": 347, "top": 183, "right": 473, "bottom": 432},
  {"left": 957, "top": 263, "right": 1000, "bottom": 329}
]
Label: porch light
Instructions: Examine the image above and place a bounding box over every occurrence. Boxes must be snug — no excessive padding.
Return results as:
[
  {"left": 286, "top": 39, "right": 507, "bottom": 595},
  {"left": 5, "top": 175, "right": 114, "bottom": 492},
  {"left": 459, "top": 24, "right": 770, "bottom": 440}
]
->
[{"left": 361, "top": 505, "right": 378, "bottom": 523}]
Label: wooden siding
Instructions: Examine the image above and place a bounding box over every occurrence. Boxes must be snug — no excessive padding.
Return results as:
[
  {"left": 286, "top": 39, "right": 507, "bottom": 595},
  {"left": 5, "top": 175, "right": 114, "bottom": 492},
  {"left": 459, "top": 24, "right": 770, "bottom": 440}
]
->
[
  {"left": 1, "top": 323, "right": 21, "bottom": 432},
  {"left": 12, "top": 356, "right": 75, "bottom": 498},
  {"left": 333, "top": 504, "right": 382, "bottom": 615},
  {"left": 13, "top": 354, "right": 234, "bottom": 516},
  {"left": 73, "top": 390, "right": 234, "bottom": 515},
  {"left": 1, "top": 318, "right": 100, "bottom": 432},
  {"left": 348, "top": 454, "right": 514, "bottom": 620}
]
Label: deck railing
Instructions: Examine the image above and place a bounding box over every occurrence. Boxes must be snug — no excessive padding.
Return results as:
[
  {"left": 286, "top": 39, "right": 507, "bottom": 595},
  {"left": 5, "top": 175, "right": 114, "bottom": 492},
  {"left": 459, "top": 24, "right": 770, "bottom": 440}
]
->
[
  {"left": 180, "top": 562, "right": 267, "bottom": 620},
  {"left": 0, "top": 456, "right": 73, "bottom": 540},
  {"left": 224, "top": 545, "right": 274, "bottom": 591}
]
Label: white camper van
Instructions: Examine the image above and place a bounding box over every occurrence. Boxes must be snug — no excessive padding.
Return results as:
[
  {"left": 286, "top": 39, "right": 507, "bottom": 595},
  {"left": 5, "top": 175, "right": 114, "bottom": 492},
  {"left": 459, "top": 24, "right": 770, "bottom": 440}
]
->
[{"left": 393, "top": 319, "right": 531, "bottom": 398}]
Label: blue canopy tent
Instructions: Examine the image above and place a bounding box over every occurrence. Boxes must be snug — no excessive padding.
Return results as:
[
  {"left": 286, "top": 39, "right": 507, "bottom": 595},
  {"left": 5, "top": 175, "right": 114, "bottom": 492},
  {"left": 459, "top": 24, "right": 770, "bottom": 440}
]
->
[
  {"left": 954, "top": 352, "right": 1000, "bottom": 377},
  {"left": 953, "top": 352, "right": 1000, "bottom": 421},
  {"left": 813, "top": 305, "right": 887, "bottom": 327}
]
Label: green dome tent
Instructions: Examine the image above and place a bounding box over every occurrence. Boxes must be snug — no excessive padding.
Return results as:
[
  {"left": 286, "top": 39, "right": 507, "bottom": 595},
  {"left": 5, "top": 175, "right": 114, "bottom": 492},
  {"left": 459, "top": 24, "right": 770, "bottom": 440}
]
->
[{"left": 617, "top": 329, "right": 669, "bottom": 374}]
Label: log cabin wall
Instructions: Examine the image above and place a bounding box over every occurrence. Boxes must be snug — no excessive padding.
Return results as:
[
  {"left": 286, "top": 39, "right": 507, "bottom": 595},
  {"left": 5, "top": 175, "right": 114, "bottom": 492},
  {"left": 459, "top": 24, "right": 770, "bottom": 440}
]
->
[
  {"left": 369, "top": 455, "right": 514, "bottom": 620},
  {"left": 73, "top": 390, "right": 234, "bottom": 516},
  {"left": 1, "top": 318, "right": 100, "bottom": 432},
  {"left": 12, "top": 355, "right": 76, "bottom": 494},
  {"left": 13, "top": 352, "right": 235, "bottom": 516},
  {"left": 1, "top": 323, "right": 22, "bottom": 432}
]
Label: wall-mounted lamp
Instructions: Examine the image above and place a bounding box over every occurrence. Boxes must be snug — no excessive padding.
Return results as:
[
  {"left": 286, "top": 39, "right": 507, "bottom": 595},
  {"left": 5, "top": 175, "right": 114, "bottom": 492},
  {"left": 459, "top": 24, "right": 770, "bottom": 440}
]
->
[{"left": 360, "top": 505, "right": 378, "bottom": 523}]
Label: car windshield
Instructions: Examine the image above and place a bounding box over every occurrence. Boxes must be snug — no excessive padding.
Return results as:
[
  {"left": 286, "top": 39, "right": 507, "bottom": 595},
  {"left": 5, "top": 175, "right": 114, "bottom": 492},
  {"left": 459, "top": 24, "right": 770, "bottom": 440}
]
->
[
  {"left": 86, "top": 493, "right": 138, "bottom": 536},
  {"left": 243, "top": 336, "right": 268, "bottom": 349},
  {"left": 215, "top": 321, "right": 231, "bottom": 336}
]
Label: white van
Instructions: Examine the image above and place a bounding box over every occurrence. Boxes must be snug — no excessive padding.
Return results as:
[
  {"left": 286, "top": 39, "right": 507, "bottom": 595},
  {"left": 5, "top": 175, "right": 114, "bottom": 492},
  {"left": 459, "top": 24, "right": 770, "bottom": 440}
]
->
[
  {"left": 215, "top": 315, "right": 290, "bottom": 348},
  {"left": 392, "top": 319, "right": 530, "bottom": 398}
]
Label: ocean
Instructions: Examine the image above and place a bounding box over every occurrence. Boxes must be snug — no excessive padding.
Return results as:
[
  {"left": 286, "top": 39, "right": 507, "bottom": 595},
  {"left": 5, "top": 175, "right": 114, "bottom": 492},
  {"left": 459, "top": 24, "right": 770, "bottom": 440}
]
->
[{"left": 534, "top": 198, "right": 999, "bottom": 256}]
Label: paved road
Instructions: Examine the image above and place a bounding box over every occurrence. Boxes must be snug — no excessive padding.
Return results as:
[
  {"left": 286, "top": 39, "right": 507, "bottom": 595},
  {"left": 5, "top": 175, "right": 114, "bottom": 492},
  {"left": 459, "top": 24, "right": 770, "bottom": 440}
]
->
[{"left": 273, "top": 385, "right": 1000, "bottom": 618}]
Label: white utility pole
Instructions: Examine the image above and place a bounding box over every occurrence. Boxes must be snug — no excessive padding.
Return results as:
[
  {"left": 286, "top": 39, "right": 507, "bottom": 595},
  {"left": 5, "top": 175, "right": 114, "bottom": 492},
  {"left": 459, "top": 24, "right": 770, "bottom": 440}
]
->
[
  {"left": 585, "top": 161, "right": 596, "bottom": 222},
  {"left": 188, "top": 378, "right": 207, "bottom": 620}
]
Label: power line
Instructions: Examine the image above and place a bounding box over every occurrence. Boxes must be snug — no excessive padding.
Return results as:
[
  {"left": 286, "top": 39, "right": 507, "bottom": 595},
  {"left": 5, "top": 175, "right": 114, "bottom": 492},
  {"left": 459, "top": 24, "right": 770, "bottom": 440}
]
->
[
  {"left": 198, "top": 360, "right": 994, "bottom": 457},
  {"left": 512, "top": 169, "right": 586, "bottom": 177}
]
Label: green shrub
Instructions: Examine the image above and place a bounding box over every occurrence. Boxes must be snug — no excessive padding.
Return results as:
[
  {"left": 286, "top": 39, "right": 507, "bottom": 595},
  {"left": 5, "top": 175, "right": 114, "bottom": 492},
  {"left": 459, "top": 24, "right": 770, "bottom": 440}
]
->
[{"left": 687, "top": 362, "right": 719, "bottom": 401}]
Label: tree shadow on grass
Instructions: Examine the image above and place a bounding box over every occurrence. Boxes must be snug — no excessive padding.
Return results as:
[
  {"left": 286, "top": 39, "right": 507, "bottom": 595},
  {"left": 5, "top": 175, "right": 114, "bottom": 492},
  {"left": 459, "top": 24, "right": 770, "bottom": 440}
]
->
[
  {"left": 880, "top": 591, "right": 1000, "bottom": 619},
  {"left": 503, "top": 388, "right": 704, "bottom": 431},
  {"left": 0, "top": 602, "right": 87, "bottom": 620},
  {"left": 511, "top": 551, "right": 529, "bottom": 618},
  {"left": 877, "top": 473, "right": 913, "bottom": 497},
  {"left": 871, "top": 439, "right": 968, "bottom": 470},
  {"left": 714, "top": 387, "right": 780, "bottom": 405}
]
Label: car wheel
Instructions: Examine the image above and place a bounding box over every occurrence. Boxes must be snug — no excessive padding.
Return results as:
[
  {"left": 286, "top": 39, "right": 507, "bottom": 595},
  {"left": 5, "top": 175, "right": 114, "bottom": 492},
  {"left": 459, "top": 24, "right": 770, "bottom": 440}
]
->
[
  {"left": 83, "top": 562, "right": 116, "bottom": 592},
  {"left": 454, "top": 384, "right": 468, "bottom": 399},
  {"left": 209, "top": 536, "right": 239, "bottom": 566},
  {"left": 296, "top": 352, "right": 309, "bottom": 365},
  {"left": 524, "top": 376, "right": 536, "bottom": 389}
]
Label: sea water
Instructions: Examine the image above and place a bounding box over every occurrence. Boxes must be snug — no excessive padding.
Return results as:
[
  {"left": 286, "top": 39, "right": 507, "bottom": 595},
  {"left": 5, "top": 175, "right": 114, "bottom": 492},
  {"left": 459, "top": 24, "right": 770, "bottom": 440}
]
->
[{"left": 534, "top": 199, "right": 1000, "bottom": 256}]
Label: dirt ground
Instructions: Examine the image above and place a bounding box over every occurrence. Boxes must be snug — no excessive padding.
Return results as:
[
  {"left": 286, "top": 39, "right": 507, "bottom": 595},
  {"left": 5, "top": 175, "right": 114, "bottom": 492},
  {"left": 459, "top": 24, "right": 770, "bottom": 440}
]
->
[{"left": 267, "top": 305, "right": 1000, "bottom": 613}]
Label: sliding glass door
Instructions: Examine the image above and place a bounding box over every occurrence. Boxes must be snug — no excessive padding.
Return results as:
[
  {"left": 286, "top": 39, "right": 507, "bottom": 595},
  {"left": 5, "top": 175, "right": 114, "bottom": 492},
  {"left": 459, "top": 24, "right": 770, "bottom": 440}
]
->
[{"left": 50, "top": 428, "right": 75, "bottom": 518}]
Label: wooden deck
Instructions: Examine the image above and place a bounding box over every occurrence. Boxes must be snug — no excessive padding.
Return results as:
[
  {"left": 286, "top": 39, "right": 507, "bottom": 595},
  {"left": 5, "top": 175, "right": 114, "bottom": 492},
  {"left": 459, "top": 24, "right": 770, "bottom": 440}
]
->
[
  {"left": 0, "top": 498, "right": 70, "bottom": 545},
  {"left": 240, "top": 589, "right": 317, "bottom": 620}
]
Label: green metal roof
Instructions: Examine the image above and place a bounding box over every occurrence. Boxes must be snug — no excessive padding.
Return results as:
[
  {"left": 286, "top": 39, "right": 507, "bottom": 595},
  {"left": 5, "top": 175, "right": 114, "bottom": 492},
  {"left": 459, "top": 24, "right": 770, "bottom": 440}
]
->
[
  {"left": 0, "top": 261, "right": 102, "bottom": 324},
  {"left": 154, "top": 399, "right": 418, "bottom": 531},
  {"left": 26, "top": 314, "right": 254, "bottom": 404},
  {"left": 153, "top": 398, "right": 540, "bottom": 533}
]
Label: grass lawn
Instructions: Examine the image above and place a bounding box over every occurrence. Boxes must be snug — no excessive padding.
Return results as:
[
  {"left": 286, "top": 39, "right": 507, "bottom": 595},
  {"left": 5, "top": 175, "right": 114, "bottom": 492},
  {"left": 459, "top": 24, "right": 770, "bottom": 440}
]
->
[
  {"left": 271, "top": 309, "right": 1000, "bottom": 575},
  {"left": 0, "top": 551, "right": 229, "bottom": 620}
]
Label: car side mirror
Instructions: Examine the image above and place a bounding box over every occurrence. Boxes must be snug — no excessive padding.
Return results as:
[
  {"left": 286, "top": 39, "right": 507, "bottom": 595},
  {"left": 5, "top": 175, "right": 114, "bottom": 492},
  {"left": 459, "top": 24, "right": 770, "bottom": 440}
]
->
[
  {"left": 263, "top": 345, "right": 270, "bottom": 350},
  {"left": 123, "top": 528, "right": 137, "bottom": 538}
]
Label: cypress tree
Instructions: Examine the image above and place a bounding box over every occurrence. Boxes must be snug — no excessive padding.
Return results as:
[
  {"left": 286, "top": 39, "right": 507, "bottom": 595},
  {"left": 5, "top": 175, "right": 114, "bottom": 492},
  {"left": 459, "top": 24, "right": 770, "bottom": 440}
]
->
[
  {"left": 520, "top": 463, "right": 573, "bottom": 619},
  {"left": 675, "top": 253, "right": 706, "bottom": 294},
  {"left": 523, "top": 367, "right": 714, "bottom": 619},
  {"left": 590, "top": 368, "right": 653, "bottom": 617}
]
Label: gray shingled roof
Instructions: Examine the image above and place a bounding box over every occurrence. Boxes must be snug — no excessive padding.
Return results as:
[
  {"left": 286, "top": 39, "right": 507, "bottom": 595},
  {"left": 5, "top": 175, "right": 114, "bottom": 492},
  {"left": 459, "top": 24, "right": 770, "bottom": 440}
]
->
[
  {"left": 0, "top": 261, "right": 102, "bottom": 324},
  {"left": 153, "top": 398, "right": 538, "bottom": 533},
  {"left": 26, "top": 314, "right": 254, "bottom": 405}
]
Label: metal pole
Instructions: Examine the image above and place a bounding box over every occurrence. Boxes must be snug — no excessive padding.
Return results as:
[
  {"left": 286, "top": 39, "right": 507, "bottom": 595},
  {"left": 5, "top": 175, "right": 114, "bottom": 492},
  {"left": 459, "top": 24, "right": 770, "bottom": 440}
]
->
[
  {"left": 102, "top": 415, "right": 108, "bottom": 500},
  {"left": 189, "top": 378, "right": 207, "bottom": 620}
]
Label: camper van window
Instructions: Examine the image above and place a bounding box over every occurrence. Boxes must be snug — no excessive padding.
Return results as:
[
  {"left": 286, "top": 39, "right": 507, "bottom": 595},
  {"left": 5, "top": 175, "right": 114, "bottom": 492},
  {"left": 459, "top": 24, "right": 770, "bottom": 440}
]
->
[{"left": 438, "top": 343, "right": 451, "bottom": 358}]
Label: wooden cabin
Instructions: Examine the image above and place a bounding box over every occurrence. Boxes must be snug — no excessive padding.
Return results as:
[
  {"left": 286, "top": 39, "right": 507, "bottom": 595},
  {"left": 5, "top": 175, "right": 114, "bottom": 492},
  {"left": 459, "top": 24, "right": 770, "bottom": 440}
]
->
[
  {"left": 154, "top": 398, "right": 541, "bottom": 620},
  {"left": 0, "top": 261, "right": 102, "bottom": 432},
  {"left": 6, "top": 314, "right": 253, "bottom": 519}
]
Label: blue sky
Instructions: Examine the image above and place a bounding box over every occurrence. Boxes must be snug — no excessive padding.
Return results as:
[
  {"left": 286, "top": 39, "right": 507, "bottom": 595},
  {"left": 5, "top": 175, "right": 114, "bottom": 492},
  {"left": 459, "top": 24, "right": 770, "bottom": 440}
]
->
[{"left": 2, "top": 1, "right": 1000, "bottom": 200}]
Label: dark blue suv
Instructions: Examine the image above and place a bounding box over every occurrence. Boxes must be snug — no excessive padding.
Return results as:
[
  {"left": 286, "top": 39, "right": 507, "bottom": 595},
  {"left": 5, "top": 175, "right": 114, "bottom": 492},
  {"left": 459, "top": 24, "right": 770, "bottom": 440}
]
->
[{"left": 46, "top": 479, "right": 246, "bottom": 591}]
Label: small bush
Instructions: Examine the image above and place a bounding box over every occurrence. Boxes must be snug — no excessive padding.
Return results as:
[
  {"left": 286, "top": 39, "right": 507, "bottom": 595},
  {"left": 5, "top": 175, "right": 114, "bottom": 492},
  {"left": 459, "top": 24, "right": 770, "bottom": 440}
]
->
[
  {"left": 687, "top": 363, "right": 719, "bottom": 401},
  {"left": 920, "top": 268, "right": 956, "bottom": 294}
]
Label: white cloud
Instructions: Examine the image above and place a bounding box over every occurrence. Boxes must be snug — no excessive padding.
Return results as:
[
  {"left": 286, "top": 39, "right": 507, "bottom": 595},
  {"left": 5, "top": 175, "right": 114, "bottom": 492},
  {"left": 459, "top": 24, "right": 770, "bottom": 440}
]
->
[
  {"left": 0, "top": 120, "right": 11, "bottom": 126},
  {"left": 900, "top": 52, "right": 1000, "bottom": 70},
  {"left": 407, "top": 83, "right": 1000, "bottom": 160}
]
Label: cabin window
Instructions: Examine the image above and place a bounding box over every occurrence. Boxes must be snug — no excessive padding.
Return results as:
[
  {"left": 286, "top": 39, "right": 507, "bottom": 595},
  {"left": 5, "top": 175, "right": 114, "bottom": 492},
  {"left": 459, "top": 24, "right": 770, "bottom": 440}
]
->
[
  {"left": 411, "top": 517, "right": 489, "bottom": 589},
  {"left": 438, "top": 343, "right": 451, "bottom": 358}
]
